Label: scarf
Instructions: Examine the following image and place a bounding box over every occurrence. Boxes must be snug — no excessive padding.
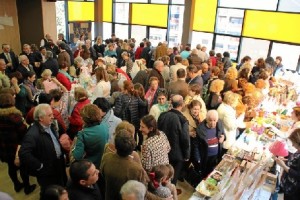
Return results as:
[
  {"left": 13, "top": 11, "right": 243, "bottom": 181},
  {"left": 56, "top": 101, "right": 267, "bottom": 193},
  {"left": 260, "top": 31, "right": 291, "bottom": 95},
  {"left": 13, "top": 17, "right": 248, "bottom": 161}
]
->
[
  {"left": 157, "top": 103, "right": 169, "bottom": 113},
  {"left": 59, "top": 69, "right": 73, "bottom": 82},
  {"left": 24, "top": 80, "right": 37, "bottom": 95},
  {"left": 145, "top": 88, "right": 157, "bottom": 108}
]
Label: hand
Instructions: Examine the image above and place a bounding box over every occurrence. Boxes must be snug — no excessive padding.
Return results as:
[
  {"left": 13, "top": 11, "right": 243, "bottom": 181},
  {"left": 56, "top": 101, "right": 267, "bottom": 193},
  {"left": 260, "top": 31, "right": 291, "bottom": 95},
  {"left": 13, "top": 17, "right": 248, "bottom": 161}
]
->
[
  {"left": 219, "top": 135, "right": 225, "bottom": 143},
  {"left": 190, "top": 131, "right": 196, "bottom": 138},
  {"left": 7, "top": 62, "right": 12, "bottom": 67},
  {"left": 14, "top": 157, "right": 20, "bottom": 167},
  {"left": 274, "top": 157, "right": 287, "bottom": 168},
  {"left": 11, "top": 77, "right": 18, "bottom": 85}
]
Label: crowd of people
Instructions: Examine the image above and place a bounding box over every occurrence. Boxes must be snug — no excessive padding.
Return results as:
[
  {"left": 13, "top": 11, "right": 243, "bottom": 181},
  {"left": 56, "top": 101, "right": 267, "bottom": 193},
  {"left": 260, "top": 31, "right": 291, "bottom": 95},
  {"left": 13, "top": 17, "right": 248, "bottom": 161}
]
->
[{"left": 0, "top": 32, "right": 299, "bottom": 200}]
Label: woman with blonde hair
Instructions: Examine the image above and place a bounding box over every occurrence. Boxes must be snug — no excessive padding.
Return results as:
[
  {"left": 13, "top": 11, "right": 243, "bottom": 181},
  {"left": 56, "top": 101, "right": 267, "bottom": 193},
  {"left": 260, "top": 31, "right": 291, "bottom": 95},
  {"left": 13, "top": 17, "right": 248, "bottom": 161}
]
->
[
  {"left": 206, "top": 79, "right": 224, "bottom": 110},
  {"left": 91, "top": 67, "right": 111, "bottom": 102},
  {"left": 217, "top": 91, "right": 245, "bottom": 153},
  {"left": 223, "top": 66, "right": 238, "bottom": 94},
  {"left": 37, "top": 69, "right": 67, "bottom": 93}
]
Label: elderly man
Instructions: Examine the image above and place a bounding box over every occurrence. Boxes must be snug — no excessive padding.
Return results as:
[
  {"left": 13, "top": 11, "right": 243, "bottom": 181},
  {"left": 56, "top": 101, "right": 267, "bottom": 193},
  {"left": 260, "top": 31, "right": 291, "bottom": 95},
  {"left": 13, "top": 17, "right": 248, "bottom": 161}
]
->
[
  {"left": 146, "top": 60, "right": 165, "bottom": 91},
  {"left": 169, "top": 55, "right": 186, "bottom": 82},
  {"left": 41, "top": 51, "right": 59, "bottom": 76},
  {"left": 201, "top": 62, "right": 211, "bottom": 85},
  {"left": 120, "top": 180, "right": 147, "bottom": 200},
  {"left": 40, "top": 34, "right": 52, "bottom": 47},
  {"left": 19, "top": 104, "right": 67, "bottom": 199},
  {"left": 0, "top": 44, "right": 18, "bottom": 75},
  {"left": 195, "top": 110, "right": 225, "bottom": 178},
  {"left": 57, "top": 43, "right": 71, "bottom": 68},
  {"left": 68, "top": 160, "right": 102, "bottom": 200},
  {"left": 0, "top": 59, "right": 10, "bottom": 89},
  {"left": 16, "top": 55, "right": 34, "bottom": 79},
  {"left": 158, "top": 95, "right": 190, "bottom": 184}
]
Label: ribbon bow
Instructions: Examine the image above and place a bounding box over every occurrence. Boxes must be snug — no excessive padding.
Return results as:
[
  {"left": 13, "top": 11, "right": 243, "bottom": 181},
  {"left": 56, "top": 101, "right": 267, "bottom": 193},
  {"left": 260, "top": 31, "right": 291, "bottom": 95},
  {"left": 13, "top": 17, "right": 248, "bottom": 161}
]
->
[{"left": 149, "top": 172, "right": 159, "bottom": 189}]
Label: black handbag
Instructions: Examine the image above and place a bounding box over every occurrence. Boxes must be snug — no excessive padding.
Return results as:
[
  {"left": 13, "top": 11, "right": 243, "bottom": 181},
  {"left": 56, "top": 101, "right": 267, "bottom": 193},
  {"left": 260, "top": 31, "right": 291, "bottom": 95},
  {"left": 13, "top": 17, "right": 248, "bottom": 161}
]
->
[{"left": 185, "top": 164, "right": 202, "bottom": 188}]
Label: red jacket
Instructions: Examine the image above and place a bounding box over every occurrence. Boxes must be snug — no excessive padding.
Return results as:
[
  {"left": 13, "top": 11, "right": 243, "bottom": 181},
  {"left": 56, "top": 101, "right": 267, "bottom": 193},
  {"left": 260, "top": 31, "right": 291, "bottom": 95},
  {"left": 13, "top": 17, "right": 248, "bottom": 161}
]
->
[
  {"left": 56, "top": 72, "right": 72, "bottom": 91},
  {"left": 69, "top": 98, "right": 90, "bottom": 132}
]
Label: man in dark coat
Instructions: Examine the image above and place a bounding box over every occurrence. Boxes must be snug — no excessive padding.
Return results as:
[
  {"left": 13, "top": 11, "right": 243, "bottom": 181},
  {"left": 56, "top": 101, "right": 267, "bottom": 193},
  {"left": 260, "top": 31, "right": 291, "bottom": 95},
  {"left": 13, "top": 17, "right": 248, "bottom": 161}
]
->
[
  {"left": 41, "top": 51, "right": 59, "bottom": 76},
  {"left": 0, "top": 44, "right": 19, "bottom": 75},
  {"left": 68, "top": 160, "right": 102, "bottom": 200},
  {"left": 158, "top": 94, "right": 190, "bottom": 184},
  {"left": 19, "top": 104, "right": 67, "bottom": 199},
  {"left": 195, "top": 110, "right": 225, "bottom": 178},
  {"left": 141, "top": 41, "right": 152, "bottom": 68},
  {"left": 186, "top": 64, "right": 203, "bottom": 88}
]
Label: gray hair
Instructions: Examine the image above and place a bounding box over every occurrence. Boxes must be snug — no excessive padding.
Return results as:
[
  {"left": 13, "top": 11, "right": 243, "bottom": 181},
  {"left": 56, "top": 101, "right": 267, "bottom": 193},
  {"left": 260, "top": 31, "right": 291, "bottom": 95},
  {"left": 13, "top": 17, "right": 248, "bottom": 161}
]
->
[
  {"left": 206, "top": 110, "right": 218, "bottom": 120},
  {"left": 120, "top": 180, "right": 146, "bottom": 200},
  {"left": 18, "top": 55, "right": 28, "bottom": 63},
  {"left": 45, "top": 51, "right": 53, "bottom": 59},
  {"left": 34, "top": 104, "right": 51, "bottom": 121},
  {"left": 74, "top": 57, "right": 84, "bottom": 66},
  {"left": 153, "top": 60, "right": 163, "bottom": 69},
  {"left": 171, "top": 94, "right": 184, "bottom": 108}
]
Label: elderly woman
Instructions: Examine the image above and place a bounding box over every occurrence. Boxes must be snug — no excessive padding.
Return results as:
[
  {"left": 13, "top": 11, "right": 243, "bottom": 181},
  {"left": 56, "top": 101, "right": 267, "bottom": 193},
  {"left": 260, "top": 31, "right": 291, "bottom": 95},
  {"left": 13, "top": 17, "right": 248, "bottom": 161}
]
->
[
  {"left": 274, "top": 128, "right": 300, "bottom": 200},
  {"left": 69, "top": 56, "right": 84, "bottom": 78},
  {"left": 140, "top": 115, "right": 170, "bottom": 172},
  {"left": 195, "top": 110, "right": 225, "bottom": 178},
  {"left": 91, "top": 67, "right": 111, "bottom": 103},
  {"left": 104, "top": 43, "right": 117, "bottom": 58},
  {"left": 68, "top": 87, "right": 91, "bottom": 139},
  {"left": 217, "top": 91, "right": 244, "bottom": 153},
  {"left": 149, "top": 89, "right": 169, "bottom": 121},
  {"left": 37, "top": 69, "right": 67, "bottom": 93},
  {"left": 93, "top": 97, "right": 122, "bottom": 142},
  {"left": 0, "top": 92, "right": 36, "bottom": 194},
  {"left": 70, "top": 104, "right": 109, "bottom": 167},
  {"left": 56, "top": 62, "right": 73, "bottom": 91}
]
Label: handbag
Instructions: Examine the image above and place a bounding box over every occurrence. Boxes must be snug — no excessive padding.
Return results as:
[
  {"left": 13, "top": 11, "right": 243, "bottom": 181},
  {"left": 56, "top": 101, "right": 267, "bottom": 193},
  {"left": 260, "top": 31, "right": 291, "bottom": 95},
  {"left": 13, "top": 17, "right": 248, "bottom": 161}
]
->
[
  {"left": 69, "top": 133, "right": 86, "bottom": 163},
  {"left": 185, "top": 164, "right": 202, "bottom": 188}
]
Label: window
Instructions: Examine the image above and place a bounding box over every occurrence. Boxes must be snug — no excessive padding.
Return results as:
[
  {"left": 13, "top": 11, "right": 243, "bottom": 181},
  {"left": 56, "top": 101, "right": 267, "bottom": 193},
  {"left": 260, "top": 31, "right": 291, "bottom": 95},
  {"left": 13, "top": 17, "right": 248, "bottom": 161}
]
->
[
  {"left": 191, "top": 31, "right": 213, "bottom": 52},
  {"left": 171, "top": 0, "right": 185, "bottom": 4},
  {"left": 215, "top": 8, "right": 244, "bottom": 36},
  {"left": 103, "top": 22, "right": 112, "bottom": 40},
  {"left": 151, "top": 0, "right": 168, "bottom": 4},
  {"left": 115, "top": 24, "right": 128, "bottom": 39},
  {"left": 239, "top": 38, "right": 270, "bottom": 65},
  {"left": 169, "top": 5, "right": 184, "bottom": 47},
  {"left": 215, "top": 35, "right": 240, "bottom": 60},
  {"left": 131, "top": 25, "right": 147, "bottom": 44},
  {"left": 149, "top": 28, "right": 167, "bottom": 47},
  {"left": 218, "top": 0, "right": 278, "bottom": 11},
  {"left": 56, "top": 1, "right": 66, "bottom": 38},
  {"left": 271, "top": 43, "right": 300, "bottom": 71},
  {"left": 115, "top": 3, "right": 129, "bottom": 23},
  {"left": 278, "top": 0, "right": 300, "bottom": 13}
]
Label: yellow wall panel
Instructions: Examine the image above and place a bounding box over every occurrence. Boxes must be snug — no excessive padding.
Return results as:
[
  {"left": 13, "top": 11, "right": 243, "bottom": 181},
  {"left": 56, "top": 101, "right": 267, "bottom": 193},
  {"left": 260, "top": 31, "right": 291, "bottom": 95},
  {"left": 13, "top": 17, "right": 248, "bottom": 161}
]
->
[
  {"left": 103, "top": 0, "right": 112, "bottom": 22},
  {"left": 193, "top": 0, "right": 217, "bottom": 32},
  {"left": 68, "top": 2, "right": 94, "bottom": 21},
  {"left": 131, "top": 4, "right": 168, "bottom": 28},
  {"left": 243, "top": 10, "right": 300, "bottom": 44}
]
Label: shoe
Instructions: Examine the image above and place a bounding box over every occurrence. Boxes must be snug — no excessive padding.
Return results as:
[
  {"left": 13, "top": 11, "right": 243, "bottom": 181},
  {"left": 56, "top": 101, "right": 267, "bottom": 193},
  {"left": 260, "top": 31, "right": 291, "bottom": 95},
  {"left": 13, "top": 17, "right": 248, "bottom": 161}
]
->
[
  {"left": 176, "top": 188, "right": 182, "bottom": 195},
  {"left": 14, "top": 183, "right": 24, "bottom": 192},
  {"left": 24, "top": 184, "right": 36, "bottom": 195}
]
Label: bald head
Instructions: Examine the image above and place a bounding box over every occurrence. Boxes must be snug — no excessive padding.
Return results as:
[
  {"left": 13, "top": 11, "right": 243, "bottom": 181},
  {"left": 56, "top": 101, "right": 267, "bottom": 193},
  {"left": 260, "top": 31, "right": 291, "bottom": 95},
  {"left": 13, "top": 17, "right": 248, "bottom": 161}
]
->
[
  {"left": 154, "top": 60, "right": 164, "bottom": 72},
  {"left": 171, "top": 95, "right": 184, "bottom": 110},
  {"left": 206, "top": 110, "right": 218, "bottom": 128}
]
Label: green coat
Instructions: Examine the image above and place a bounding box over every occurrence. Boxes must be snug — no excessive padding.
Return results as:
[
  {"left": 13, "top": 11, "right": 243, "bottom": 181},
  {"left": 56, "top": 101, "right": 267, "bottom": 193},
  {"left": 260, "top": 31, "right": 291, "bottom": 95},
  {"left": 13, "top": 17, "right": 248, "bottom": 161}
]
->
[{"left": 72, "top": 122, "right": 109, "bottom": 168}]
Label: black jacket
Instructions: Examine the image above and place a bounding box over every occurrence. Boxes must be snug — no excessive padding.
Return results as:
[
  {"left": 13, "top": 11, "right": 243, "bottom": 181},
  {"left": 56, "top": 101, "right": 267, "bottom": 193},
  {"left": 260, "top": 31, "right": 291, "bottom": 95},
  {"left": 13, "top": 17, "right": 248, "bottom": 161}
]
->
[
  {"left": 0, "top": 52, "right": 19, "bottom": 75},
  {"left": 19, "top": 122, "right": 66, "bottom": 179},
  {"left": 41, "top": 58, "right": 59, "bottom": 76},
  {"left": 158, "top": 109, "right": 190, "bottom": 162},
  {"left": 195, "top": 120, "right": 225, "bottom": 170},
  {"left": 68, "top": 182, "right": 102, "bottom": 200}
]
